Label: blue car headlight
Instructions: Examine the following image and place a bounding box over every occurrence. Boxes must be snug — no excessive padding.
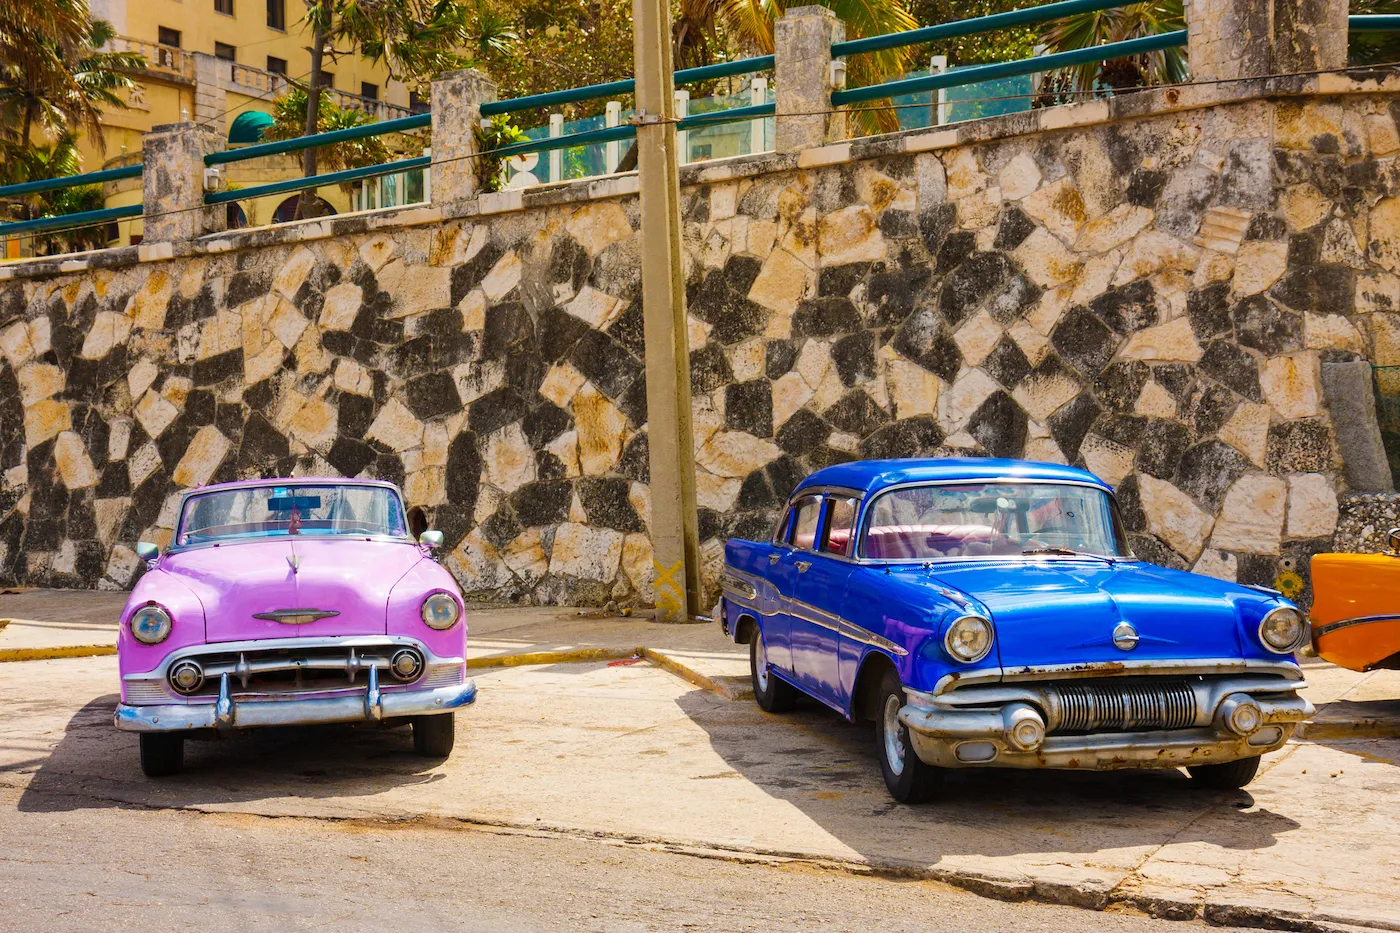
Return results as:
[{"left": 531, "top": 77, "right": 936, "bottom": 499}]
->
[
  {"left": 1258, "top": 606, "right": 1308, "bottom": 654},
  {"left": 943, "top": 614, "right": 994, "bottom": 664},
  {"left": 130, "top": 604, "right": 172, "bottom": 645},
  {"left": 421, "top": 592, "right": 461, "bottom": 630}
]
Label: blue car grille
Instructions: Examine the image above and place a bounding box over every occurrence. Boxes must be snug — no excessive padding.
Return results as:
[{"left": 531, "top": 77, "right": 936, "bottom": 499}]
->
[{"left": 1044, "top": 679, "right": 1197, "bottom": 734}]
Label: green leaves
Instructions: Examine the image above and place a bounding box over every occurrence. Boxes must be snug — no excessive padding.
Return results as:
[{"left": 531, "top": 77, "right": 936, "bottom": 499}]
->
[
  {"left": 262, "top": 85, "right": 392, "bottom": 177},
  {"left": 0, "top": 0, "right": 143, "bottom": 154}
]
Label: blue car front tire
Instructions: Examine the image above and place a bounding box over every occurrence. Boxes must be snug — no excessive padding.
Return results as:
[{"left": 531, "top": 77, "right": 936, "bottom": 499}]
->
[{"left": 877, "top": 668, "right": 942, "bottom": 804}]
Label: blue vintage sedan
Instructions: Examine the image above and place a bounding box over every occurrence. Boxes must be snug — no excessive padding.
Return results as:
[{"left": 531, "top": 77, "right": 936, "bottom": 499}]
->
[{"left": 718, "top": 458, "right": 1314, "bottom": 803}]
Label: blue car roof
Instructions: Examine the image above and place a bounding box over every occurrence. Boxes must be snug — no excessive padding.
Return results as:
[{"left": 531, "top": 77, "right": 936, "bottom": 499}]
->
[{"left": 794, "top": 458, "right": 1113, "bottom": 498}]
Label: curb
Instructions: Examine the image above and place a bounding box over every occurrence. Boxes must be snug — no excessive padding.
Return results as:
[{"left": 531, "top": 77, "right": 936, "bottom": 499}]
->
[
  {"left": 639, "top": 648, "right": 753, "bottom": 701},
  {"left": 1295, "top": 718, "right": 1400, "bottom": 741},
  {"left": 0, "top": 644, "right": 116, "bottom": 662},
  {"left": 466, "top": 646, "right": 642, "bottom": 670}
]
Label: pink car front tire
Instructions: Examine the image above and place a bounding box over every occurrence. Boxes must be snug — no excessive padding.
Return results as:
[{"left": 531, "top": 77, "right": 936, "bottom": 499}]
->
[
  {"left": 139, "top": 733, "right": 184, "bottom": 777},
  {"left": 412, "top": 713, "right": 456, "bottom": 757}
]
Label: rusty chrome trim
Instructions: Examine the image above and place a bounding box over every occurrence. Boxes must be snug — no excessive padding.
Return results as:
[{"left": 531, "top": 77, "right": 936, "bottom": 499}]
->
[
  {"left": 1312, "top": 614, "right": 1400, "bottom": 639},
  {"left": 719, "top": 571, "right": 757, "bottom": 601},
  {"left": 932, "top": 657, "right": 1304, "bottom": 695},
  {"left": 787, "top": 596, "right": 909, "bottom": 657}
]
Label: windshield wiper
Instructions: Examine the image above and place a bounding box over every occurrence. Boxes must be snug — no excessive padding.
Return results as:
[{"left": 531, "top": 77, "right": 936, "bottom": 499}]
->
[{"left": 1022, "top": 546, "right": 1115, "bottom": 561}]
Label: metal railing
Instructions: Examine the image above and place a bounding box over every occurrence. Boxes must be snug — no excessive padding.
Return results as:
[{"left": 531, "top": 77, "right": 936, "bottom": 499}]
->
[
  {"left": 206, "top": 56, "right": 777, "bottom": 213},
  {"left": 10, "top": 3, "right": 1400, "bottom": 247},
  {"left": 833, "top": 30, "right": 1187, "bottom": 107}
]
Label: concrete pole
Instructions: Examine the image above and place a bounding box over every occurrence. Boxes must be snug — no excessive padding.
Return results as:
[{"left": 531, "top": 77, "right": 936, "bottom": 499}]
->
[
  {"left": 140, "top": 122, "right": 226, "bottom": 243},
  {"left": 633, "top": 0, "right": 700, "bottom": 622}
]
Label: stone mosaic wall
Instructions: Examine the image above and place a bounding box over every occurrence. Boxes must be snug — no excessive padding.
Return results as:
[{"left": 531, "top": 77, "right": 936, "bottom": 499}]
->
[{"left": 3, "top": 88, "right": 1400, "bottom": 607}]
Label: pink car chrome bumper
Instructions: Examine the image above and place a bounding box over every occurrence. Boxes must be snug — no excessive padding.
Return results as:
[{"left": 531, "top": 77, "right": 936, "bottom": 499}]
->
[{"left": 114, "top": 670, "right": 477, "bottom": 732}]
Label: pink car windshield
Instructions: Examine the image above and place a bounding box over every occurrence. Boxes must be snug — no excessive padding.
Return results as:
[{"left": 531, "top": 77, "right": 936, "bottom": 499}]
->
[
  {"left": 862, "top": 482, "right": 1130, "bottom": 560},
  {"left": 176, "top": 484, "right": 409, "bottom": 546}
]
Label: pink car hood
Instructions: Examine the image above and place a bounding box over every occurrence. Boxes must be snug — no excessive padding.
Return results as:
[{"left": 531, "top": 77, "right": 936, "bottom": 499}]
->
[{"left": 161, "top": 537, "right": 426, "bottom": 642}]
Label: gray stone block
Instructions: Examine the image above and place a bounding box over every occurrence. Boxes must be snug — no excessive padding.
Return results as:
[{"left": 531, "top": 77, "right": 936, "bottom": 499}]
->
[{"left": 1321, "top": 361, "right": 1394, "bottom": 493}]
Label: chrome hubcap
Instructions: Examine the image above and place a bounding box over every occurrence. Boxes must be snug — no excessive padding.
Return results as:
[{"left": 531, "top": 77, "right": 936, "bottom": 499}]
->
[
  {"left": 883, "top": 693, "right": 906, "bottom": 776},
  {"left": 754, "top": 631, "right": 770, "bottom": 692}
]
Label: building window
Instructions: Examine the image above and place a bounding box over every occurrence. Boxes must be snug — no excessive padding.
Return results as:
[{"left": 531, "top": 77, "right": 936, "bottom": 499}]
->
[
  {"left": 214, "top": 42, "right": 236, "bottom": 62},
  {"left": 319, "top": 71, "right": 334, "bottom": 89},
  {"left": 360, "top": 81, "right": 378, "bottom": 101},
  {"left": 214, "top": 0, "right": 234, "bottom": 14},
  {"left": 266, "top": 56, "right": 287, "bottom": 75},
  {"left": 409, "top": 90, "right": 428, "bottom": 114},
  {"left": 267, "top": 0, "right": 285, "bottom": 30},
  {"left": 158, "top": 26, "right": 181, "bottom": 47}
]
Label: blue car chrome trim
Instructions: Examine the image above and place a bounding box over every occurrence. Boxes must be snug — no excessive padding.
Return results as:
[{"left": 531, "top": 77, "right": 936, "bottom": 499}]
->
[
  {"left": 932, "top": 657, "right": 1305, "bottom": 694},
  {"left": 788, "top": 596, "right": 909, "bottom": 656},
  {"left": 115, "top": 678, "right": 478, "bottom": 732},
  {"left": 1312, "top": 614, "right": 1400, "bottom": 638},
  {"left": 719, "top": 572, "right": 757, "bottom": 601}
]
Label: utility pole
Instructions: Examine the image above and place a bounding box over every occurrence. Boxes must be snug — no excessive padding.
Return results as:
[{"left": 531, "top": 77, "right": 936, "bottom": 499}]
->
[{"left": 633, "top": 0, "right": 700, "bottom": 622}]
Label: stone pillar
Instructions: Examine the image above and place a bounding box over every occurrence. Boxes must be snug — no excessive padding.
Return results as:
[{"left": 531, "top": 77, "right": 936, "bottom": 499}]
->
[
  {"left": 190, "top": 52, "right": 229, "bottom": 132},
  {"left": 1186, "top": 0, "right": 1348, "bottom": 82},
  {"left": 141, "top": 122, "right": 227, "bottom": 243},
  {"left": 773, "top": 6, "right": 846, "bottom": 154},
  {"left": 1322, "top": 361, "right": 1395, "bottom": 493},
  {"left": 430, "top": 69, "right": 497, "bottom": 209}
]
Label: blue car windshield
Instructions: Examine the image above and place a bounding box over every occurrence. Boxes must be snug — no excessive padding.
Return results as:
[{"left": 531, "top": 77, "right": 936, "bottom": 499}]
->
[
  {"left": 176, "top": 484, "right": 409, "bottom": 546},
  {"left": 862, "top": 482, "right": 1130, "bottom": 560}
]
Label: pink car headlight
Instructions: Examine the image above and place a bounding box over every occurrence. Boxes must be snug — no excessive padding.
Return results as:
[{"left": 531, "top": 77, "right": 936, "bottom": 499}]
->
[
  {"left": 421, "top": 592, "right": 461, "bottom": 630},
  {"left": 130, "top": 604, "right": 173, "bottom": 645}
]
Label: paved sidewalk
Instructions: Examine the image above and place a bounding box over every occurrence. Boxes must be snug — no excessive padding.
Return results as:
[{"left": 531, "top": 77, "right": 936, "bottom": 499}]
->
[{"left": 3, "top": 655, "right": 1399, "bottom": 932}]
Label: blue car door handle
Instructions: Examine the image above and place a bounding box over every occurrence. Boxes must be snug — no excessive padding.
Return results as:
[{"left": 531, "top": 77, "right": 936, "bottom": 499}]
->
[
  {"left": 796, "top": 560, "right": 811, "bottom": 572},
  {"left": 769, "top": 553, "right": 781, "bottom": 564}
]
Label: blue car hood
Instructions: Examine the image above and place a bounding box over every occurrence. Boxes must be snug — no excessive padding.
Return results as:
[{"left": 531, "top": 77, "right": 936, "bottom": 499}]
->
[{"left": 916, "top": 559, "right": 1248, "bottom": 669}]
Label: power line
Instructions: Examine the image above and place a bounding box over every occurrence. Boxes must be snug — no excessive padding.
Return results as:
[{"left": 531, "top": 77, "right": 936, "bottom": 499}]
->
[{"left": 13, "top": 59, "right": 1400, "bottom": 245}]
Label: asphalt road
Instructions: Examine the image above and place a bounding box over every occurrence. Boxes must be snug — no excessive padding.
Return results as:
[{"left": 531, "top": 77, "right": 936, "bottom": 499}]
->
[{"left": 0, "top": 782, "right": 1257, "bottom": 933}]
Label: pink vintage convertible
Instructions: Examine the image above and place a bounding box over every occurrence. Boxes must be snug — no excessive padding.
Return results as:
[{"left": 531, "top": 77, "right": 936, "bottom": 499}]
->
[{"left": 114, "top": 478, "right": 476, "bottom": 777}]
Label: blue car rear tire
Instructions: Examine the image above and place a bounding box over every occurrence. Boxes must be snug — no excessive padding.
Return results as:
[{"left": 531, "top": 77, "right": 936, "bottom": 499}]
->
[{"left": 750, "top": 628, "right": 798, "bottom": 713}]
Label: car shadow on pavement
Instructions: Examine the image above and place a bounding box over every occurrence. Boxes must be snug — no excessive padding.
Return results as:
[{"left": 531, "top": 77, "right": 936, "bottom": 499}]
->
[
  {"left": 673, "top": 689, "right": 1301, "bottom": 866},
  {"left": 15, "top": 695, "right": 451, "bottom": 814}
]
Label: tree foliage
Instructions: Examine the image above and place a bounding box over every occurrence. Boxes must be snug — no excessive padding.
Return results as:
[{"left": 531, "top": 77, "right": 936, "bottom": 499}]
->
[
  {"left": 1350, "top": 0, "right": 1400, "bottom": 66},
  {"left": 1036, "top": 1, "right": 1185, "bottom": 99},
  {"left": 0, "top": 0, "right": 142, "bottom": 152},
  {"left": 263, "top": 85, "right": 392, "bottom": 175}
]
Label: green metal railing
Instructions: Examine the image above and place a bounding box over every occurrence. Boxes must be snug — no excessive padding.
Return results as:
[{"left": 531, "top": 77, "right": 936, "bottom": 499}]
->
[
  {"left": 831, "top": 0, "right": 1129, "bottom": 57},
  {"left": 0, "top": 203, "right": 141, "bottom": 237},
  {"left": 206, "top": 54, "right": 778, "bottom": 210},
  {"left": 1350, "top": 14, "right": 1400, "bottom": 31},
  {"left": 0, "top": 164, "right": 143, "bottom": 239},
  {"left": 833, "top": 29, "right": 1187, "bottom": 106},
  {"left": 13, "top": 3, "right": 1400, "bottom": 245}
]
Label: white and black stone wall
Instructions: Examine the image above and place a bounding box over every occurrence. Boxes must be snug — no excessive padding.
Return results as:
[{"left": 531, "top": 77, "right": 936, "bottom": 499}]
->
[{"left": 3, "top": 86, "right": 1400, "bottom": 608}]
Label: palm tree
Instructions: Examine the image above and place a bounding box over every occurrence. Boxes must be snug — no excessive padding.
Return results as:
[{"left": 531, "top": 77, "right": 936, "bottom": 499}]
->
[
  {"left": 263, "top": 85, "right": 392, "bottom": 175},
  {"left": 1037, "top": 1, "right": 1186, "bottom": 98},
  {"left": 291, "top": 0, "right": 481, "bottom": 218},
  {"left": 0, "top": 1, "right": 143, "bottom": 153},
  {"left": 672, "top": 0, "right": 920, "bottom": 134}
]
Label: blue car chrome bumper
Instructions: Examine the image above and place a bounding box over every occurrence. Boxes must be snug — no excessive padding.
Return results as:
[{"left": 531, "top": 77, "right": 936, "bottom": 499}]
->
[{"left": 115, "top": 672, "right": 477, "bottom": 733}]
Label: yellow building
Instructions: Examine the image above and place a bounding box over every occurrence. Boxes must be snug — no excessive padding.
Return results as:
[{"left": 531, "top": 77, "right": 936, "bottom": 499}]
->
[{"left": 79, "top": 0, "right": 428, "bottom": 247}]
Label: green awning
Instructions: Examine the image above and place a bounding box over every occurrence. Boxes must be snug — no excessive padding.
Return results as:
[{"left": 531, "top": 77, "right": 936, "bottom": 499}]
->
[{"left": 228, "top": 111, "right": 275, "bottom": 145}]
